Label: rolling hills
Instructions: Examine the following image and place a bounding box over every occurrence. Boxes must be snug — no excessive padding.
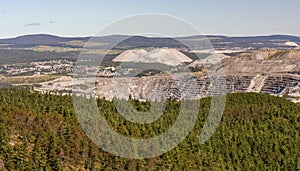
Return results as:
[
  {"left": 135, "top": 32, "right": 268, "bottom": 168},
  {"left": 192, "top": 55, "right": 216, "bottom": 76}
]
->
[{"left": 1, "top": 34, "right": 300, "bottom": 50}]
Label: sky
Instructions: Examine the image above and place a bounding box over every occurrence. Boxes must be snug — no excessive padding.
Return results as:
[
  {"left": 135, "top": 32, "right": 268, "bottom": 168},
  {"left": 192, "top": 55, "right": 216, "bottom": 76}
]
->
[{"left": 0, "top": 0, "right": 300, "bottom": 38}]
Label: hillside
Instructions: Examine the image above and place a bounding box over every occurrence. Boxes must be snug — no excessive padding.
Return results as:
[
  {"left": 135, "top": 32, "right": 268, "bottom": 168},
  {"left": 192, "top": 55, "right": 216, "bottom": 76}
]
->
[
  {"left": 0, "top": 88, "right": 299, "bottom": 170},
  {"left": 222, "top": 49, "right": 300, "bottom": 74},
  {"left": 0, "top": 49, "right": 78, "bottom": 65},
  {"left": 0, "top": 34, "right": 89, "bottom": 47}
]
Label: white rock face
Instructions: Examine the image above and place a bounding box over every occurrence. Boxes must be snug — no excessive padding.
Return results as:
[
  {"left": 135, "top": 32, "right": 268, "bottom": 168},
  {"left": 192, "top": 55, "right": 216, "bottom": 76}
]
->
[
  {"left": 113, "top": 48, "right": 193, "bottom": 66},
  {"left": 284, "top": 41, "right": 298, "bottom": 47}
]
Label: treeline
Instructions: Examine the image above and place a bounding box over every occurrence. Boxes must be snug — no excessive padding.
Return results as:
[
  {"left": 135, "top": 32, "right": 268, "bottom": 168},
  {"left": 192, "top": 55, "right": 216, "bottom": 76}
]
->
[
  {"left": 0, "top": 88, "right": 299, "bottom": 170},
  {"left": 0, "top": 49, "right": 78, "bottom": 65}
]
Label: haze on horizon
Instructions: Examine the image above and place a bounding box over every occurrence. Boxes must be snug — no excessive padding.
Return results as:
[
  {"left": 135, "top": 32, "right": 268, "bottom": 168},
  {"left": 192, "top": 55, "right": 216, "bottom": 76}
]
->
[{"left": 0, "top": 0, "right": 300, "bottom": 38}]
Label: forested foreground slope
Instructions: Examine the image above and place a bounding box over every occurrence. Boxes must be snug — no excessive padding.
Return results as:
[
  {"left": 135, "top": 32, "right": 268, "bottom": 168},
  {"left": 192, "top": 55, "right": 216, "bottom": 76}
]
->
[{"left": 0, "top": 88, "right": 299, "bottom": 170}]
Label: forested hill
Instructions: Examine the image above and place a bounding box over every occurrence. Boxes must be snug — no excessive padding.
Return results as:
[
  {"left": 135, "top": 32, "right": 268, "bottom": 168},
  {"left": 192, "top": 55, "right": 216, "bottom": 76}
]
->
[{"left": 0, "top": 88, "right": 299, "bottom": 170}]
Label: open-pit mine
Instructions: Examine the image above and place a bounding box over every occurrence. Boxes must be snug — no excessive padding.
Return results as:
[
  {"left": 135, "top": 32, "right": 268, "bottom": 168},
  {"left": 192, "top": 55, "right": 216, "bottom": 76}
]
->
[{"left": 33, "top": 48, "right": 300, "bottom": 103}]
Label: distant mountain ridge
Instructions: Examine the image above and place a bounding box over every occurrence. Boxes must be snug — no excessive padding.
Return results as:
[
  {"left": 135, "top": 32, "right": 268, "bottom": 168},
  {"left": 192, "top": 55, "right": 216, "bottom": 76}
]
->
[
  {"left": 0, "top": 34, "right": 299, "bottom": 50},
  {"left": 0, "top": 34, "right": 90, "bottom": 46}
]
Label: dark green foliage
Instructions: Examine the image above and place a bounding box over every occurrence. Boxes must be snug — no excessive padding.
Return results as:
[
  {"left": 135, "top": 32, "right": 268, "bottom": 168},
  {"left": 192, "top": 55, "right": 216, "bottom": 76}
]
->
[
  {"left": 0, "top": 49, "right": 78, "bottom": 65},
  {"left": 0, "top": 88, "right": 299, "bottom": 170}
]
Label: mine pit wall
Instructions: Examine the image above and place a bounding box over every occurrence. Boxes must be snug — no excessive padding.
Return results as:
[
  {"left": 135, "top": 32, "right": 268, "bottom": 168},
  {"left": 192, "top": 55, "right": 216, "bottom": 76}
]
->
[{"left": 95, "top": 74, "right": 300, "bottom": 102}]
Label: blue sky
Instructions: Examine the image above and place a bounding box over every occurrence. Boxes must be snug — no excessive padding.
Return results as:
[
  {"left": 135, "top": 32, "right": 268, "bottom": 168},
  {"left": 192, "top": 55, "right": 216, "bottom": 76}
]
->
[{"left": 0, "top": 0, "right": 299, "bottom": 38}]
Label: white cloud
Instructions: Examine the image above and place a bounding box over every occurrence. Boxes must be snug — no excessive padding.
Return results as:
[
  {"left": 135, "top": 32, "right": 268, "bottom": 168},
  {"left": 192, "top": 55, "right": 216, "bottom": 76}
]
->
[{"left": 24, "top": 22, "right": 41, "bottom": 26}]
